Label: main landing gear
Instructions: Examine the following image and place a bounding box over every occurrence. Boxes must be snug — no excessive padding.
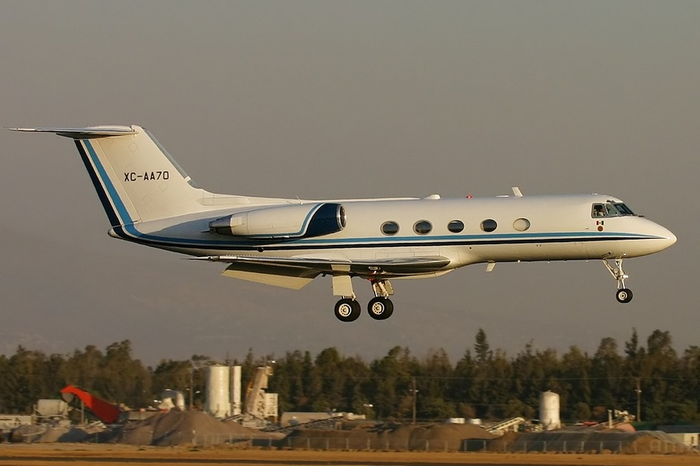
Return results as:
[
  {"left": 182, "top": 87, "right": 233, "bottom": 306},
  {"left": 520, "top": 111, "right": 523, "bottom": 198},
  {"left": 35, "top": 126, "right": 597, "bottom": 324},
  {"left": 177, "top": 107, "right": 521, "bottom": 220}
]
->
[
  {"left": 334, "top": 296, "right": 395, "bottom": 322},
  {"left": 333, "top": 278, "right": 394, "bottom": 322},
  {"left": 603, "top": 258, "right": 633, "bottom": 303},
  {"left": 334, "top": 298, "right": 361, "bottom": 322}
]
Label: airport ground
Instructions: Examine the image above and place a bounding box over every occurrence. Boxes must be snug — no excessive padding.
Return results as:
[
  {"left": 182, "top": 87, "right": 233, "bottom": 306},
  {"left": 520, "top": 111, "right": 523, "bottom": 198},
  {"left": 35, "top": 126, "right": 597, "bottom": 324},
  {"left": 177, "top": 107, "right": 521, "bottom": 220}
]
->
[{"left": 0, "top": 444, "right": 699, "bottom": 466}]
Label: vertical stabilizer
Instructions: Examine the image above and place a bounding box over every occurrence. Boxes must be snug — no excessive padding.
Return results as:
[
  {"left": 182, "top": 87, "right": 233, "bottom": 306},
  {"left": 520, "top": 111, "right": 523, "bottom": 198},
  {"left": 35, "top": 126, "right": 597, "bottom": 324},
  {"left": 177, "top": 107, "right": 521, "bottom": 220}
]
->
[{"left": 10, "top": 125, "right": 206, "bottom": 226}]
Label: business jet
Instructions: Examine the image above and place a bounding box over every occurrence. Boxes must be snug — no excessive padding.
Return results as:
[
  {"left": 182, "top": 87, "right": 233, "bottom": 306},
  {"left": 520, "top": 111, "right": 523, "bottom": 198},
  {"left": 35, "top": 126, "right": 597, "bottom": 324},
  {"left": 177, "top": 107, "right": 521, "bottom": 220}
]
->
[{"left": 9, "top": 125, "right": 676, "bottom": 322}]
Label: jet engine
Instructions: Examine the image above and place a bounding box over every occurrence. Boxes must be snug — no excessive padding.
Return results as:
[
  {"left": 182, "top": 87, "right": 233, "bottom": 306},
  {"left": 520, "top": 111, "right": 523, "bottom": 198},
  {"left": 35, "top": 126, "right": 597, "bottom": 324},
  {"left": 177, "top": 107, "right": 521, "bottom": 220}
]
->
[{"left": 209, "top": 203, "right": 346, "bottom": 239}]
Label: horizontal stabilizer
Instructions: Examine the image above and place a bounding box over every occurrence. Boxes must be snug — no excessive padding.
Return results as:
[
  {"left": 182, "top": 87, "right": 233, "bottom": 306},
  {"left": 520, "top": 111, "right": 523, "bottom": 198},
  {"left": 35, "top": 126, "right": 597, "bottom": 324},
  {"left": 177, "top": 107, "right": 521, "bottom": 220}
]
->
[{"left": 7, "top": 126, "right": 136, "bottom": 139}]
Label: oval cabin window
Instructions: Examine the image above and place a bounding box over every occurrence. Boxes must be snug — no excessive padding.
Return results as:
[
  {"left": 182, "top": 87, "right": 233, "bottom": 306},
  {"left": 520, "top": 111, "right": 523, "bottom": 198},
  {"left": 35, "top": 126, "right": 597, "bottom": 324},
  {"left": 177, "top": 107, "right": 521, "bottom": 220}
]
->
[
  {"left": 413, "top": 220, "right": 432, "bottom": 235},
  {"left": 481, "top": 219, "right": 497, "bottom": 232},
  {"left": 513, "top": 218, "right": 531, "bottom": 231},
  {"left": 381, "top": 221, "right": 399, "bottom": 236},
  {"left": 448, "top": 220, "right": 464, "bottom": 233}
]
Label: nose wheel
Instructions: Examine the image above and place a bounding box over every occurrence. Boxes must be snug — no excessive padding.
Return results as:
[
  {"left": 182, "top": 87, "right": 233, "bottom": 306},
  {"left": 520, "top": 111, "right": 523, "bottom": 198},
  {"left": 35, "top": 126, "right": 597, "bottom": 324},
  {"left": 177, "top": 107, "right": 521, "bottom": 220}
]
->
[
  {"left": 616, "top": 288, "right": 633, "bottom": 303},
  {"left": 604, "top": 258, "right": 633, "bottom": 304}
]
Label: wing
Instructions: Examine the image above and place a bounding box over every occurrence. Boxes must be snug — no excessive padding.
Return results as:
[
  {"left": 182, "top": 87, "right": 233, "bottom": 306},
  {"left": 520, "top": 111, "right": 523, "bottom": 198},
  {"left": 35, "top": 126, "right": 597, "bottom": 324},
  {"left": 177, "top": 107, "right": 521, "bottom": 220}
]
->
[{"left": 193, "top": 255, "right": 452, "bottom": 289}]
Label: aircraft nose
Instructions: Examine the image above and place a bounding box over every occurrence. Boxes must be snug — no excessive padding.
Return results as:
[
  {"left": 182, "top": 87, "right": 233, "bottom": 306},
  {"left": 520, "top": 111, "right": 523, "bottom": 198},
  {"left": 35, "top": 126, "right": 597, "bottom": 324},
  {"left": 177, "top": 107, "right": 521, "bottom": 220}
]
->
[
  {"left": 654, "top": 224, "right": 677, "bottom": 251},
  {"left": 665, "top": 230, "right": 677, "bottom": 247}
]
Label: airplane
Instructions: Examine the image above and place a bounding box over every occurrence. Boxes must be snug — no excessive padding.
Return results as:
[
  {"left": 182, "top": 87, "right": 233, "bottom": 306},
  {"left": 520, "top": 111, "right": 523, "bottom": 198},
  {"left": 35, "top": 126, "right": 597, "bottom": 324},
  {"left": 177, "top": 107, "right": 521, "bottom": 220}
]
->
[{"left": 9, "top": 125, "right": 676, "bottom": 322}]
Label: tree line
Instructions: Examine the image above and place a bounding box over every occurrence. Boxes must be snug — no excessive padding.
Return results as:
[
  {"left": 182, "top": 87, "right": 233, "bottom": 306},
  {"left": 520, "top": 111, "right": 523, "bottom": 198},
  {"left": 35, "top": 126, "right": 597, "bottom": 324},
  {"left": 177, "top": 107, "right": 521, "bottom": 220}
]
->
[{"left": 1, "top": 328, "right": 698, "bottom": 424}]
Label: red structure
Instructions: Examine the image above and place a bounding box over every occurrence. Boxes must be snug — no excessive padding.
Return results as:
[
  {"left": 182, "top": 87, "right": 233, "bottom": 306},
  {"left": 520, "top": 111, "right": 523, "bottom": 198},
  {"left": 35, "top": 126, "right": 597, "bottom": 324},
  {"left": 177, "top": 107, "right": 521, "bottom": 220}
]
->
[{"left": 60, "top": 385, "right": 122, "bottom": 424}]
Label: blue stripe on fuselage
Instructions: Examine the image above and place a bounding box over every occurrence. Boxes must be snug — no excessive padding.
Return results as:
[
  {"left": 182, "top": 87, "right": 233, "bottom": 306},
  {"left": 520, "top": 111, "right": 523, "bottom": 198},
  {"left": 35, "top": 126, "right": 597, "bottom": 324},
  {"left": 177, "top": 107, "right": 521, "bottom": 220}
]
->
[{"left": 111, "top": 227, "right": 660, "bottom": 253}]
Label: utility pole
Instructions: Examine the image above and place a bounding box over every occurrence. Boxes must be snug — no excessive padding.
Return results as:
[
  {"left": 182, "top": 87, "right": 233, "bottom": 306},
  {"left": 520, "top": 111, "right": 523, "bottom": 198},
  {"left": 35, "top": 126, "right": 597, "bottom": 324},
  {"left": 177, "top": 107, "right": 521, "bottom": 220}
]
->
[
  {"left": 635, "top": 378, "right": 642, "bottom": 422},
  {"left": 411, "top": 377, "right": 418, "bottom": 424},
  {"left": 189, "top": 370, "right": 194, "bottom": 411}
]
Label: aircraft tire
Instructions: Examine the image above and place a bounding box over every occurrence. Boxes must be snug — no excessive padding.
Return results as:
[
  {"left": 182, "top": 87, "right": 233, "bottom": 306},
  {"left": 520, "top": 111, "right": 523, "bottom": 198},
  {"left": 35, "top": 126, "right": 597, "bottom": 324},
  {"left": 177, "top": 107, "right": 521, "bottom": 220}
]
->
[
  {"left": 334, "top": 299, "right": 361, "bottom": 322},
  {"left": 616, "top": 288, "right": 633, "bottom": 303},
  {"left": 368, "top": 297, "right": 394, "bottom": 320}
]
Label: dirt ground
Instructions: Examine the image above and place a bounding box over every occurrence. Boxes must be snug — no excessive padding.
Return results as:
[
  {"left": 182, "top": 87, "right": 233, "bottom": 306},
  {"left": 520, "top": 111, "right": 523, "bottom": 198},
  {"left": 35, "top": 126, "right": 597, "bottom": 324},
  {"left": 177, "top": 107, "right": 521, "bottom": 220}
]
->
[{"left": 1, "top": 444, "right": 700, "bottom": 466}]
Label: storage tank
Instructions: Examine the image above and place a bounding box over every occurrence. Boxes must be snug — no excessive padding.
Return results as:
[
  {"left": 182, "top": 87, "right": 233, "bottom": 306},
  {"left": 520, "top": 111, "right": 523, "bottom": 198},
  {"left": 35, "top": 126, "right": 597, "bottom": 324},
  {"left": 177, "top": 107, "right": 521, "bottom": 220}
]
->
[
  {"left": 232, "top": 365, "right": 242, "bottom": 415},
  {"left": 539, "top": 391, "right": 561, "bottom": 430},
  {"left": 204, "top": 365, "right": 230, "bottom": 418},
  {"left": 36, "top": 399, "right": 69, "bottom": 417},
  {"left": 160, "top": 390, "right": 186, "bottom": 411}
]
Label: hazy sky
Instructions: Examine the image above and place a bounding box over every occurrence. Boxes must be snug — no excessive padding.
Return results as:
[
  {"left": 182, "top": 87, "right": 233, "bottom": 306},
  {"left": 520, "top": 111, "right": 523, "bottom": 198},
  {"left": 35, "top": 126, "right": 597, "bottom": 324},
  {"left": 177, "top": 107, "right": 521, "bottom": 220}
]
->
[{"left": 1, "top": 1, "right": 697, "bottom": 366}]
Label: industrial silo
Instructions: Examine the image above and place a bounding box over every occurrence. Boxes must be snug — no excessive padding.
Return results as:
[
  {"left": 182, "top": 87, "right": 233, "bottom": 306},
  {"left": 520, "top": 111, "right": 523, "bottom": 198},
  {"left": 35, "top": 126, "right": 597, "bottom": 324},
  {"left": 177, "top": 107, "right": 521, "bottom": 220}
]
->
[
  {"left": 539, "top": 391, "right": 561, "bottom": 430},
  {"left": 204, "top": 365, "right": 231, "bottom": 418},
  {"left": 159, "top": 390, "right": 186, "bottom": 411}
]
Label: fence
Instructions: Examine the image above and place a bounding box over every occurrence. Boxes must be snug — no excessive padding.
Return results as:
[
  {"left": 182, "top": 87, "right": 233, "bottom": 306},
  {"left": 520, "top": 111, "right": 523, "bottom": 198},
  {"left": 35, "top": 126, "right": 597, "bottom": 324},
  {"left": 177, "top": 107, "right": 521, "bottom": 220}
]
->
[
  {"left": 467, "top": 439, "right": 688, "bottom": 454},
  {"left": 116, "top": 431, "right": 275, "bottom": 447},
  {"left": 278, "top": 436, "right": 690, "bottom": 454},
  {"left": 17, "top": 429, "right": 270, "bottom": 447},
  {"left": 16, "top": 432, "right": 692, "bottom": 455}
]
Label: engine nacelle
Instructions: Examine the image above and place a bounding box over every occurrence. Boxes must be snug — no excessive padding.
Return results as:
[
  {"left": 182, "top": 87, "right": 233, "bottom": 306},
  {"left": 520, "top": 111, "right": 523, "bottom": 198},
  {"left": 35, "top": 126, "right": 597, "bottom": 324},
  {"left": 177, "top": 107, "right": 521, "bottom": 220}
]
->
[{"left": 209, "top": 203, "right": 346, "bottom": 239}]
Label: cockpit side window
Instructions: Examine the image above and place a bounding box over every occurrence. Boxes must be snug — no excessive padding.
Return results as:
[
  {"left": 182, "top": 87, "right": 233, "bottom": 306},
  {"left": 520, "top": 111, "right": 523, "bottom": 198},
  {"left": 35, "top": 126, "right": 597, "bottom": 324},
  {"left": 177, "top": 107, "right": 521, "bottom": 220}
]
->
[
  {"left": 592, "top": 204, "right": 606, "bottom": 217},
  {"left": 592, "top": 202, "right": 636, "bottom": 218}
]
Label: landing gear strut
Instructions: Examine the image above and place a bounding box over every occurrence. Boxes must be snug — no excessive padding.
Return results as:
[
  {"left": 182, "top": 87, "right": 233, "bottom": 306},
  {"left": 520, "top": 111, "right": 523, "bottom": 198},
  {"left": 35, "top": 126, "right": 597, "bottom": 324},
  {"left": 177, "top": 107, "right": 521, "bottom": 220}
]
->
[
  {"left": 603, "top": 258, "right": 633, "bottom": 303},
  {"left": 368, "top": 279, "right": 394, "bottom": 320}
]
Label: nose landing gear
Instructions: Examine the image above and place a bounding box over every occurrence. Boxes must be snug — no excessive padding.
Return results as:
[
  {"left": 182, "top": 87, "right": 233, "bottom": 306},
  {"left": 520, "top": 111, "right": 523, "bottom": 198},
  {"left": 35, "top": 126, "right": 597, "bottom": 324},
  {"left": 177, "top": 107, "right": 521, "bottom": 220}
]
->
[{"left": 604, "top": 258, "right": 633, "bottom": 303}]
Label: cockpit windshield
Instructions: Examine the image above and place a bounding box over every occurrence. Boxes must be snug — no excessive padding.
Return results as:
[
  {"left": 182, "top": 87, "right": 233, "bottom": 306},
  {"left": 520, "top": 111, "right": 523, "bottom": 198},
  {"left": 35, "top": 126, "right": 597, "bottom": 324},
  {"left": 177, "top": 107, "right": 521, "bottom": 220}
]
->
[{"left": 591, "top": 202, "right": 636, "bottom": 218}]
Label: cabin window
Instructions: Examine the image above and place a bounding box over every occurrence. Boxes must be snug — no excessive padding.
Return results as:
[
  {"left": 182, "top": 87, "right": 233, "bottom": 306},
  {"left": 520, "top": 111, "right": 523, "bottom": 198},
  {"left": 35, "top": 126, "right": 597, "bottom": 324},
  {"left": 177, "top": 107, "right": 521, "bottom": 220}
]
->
[
  {"left": 513, "top": 218, "right": 531, "bottom": 231},
  {"left": 481, "top": 219, "right": 497, "bottom": 232},
  {"left": 381, "top": 221, "right": 399, "bottom": 236},
  {"left": 413, "top": 220, "right": 432, "bottom": 235},
  {"left": 447, "top": 220, "right": 464, "bottom": 233}
]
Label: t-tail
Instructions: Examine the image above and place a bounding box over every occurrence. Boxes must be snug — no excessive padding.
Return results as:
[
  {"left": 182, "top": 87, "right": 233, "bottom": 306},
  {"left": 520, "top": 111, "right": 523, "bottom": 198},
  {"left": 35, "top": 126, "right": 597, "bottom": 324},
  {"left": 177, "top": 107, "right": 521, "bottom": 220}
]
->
[{"left": 9, "top": 125, "right": 210, "bottom": 227}]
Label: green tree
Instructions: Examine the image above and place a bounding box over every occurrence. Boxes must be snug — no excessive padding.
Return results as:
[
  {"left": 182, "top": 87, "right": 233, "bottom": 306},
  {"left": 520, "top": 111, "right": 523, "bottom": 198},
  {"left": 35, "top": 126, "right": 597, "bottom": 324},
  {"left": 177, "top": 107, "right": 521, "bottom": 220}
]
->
[
  {"left": 61, "top": 345, "right": 103, "bottom": 391},
  {"left": 642, "top": 330, "right": 679, "bottom": 421},
  {"left": 419, "top": 349, "right": 455, "bottom": 419},
  {"left": 5, "top": 347, "right": 58, "bottom": 413},
  {"left": 591, "top": 337, "right": 623, "bottom": 408},
  {"left": 97, "top": 340, "right": 151, "bottom": 408},
  {"left": 560, "top": 346, "right": 591, "bottom": 420},
  {"left": 453, "top": 349, "right": 477, "bottom": 417},
  {"left": 474, "top": 328, "right": 491, "bottom": 365},
  {"left": 151, "top": 359, "right": 193, "bottom": 403},
  {"left": 511, "top": 341, "right": 544, "bottom": 411},
  {"left": 370, "top": 346, "right": 415, "bottom": 419},
  {"left": 312, "top": 347, "right": 345, "bottom": 411}
]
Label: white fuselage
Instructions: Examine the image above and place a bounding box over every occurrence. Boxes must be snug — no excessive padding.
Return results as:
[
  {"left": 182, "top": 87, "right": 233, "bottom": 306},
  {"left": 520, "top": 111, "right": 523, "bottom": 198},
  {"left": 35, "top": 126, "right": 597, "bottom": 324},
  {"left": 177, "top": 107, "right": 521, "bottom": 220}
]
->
[{"left": 110, "top": 193, "right": 675, "bottom": 279}]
